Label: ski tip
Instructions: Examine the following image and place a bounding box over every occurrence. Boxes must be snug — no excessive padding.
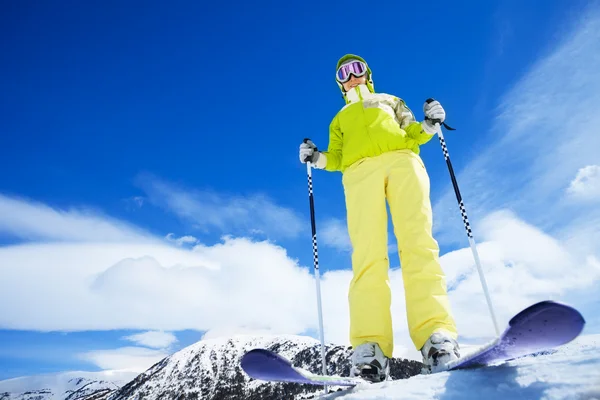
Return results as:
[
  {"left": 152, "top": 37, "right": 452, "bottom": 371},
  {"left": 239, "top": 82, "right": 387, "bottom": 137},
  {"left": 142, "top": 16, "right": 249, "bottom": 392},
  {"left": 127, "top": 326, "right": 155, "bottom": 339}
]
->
[
  {"left": 240, "top": 348, "right": 298, "bottom": 381},
  {"left": 241, "top": 349, "right": 289, "bottom": 367},
  {"left": 240, "top": 349, "right": 361, "bottom": 387},
  {"left": 509, "top": 300, "right": 585, "bottom": 327},
  {"left": 243, "top": 348, "right": 278, "bottom": 358},
  {"left": 507, "top": 300, "right": 585, "bottom": 348}
]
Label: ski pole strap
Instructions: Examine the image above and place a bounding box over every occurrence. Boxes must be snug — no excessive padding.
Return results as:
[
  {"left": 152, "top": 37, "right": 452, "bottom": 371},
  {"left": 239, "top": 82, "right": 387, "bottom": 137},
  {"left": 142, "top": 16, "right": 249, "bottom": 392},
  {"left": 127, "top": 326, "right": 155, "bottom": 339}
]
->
[
  {"left": 440, "top": 121, "right": 456, "bottom": 131},
  {"left": 425, "top": 98, "right": 456, "bottom": 131}
]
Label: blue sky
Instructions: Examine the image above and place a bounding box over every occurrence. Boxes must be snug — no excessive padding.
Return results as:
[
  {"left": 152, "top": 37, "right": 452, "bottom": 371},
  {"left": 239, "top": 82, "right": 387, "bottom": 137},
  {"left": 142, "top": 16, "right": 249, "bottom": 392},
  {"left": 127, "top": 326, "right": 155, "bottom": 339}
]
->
[{"left": 1, "top": 0, "right": 599, "bottom": 381}]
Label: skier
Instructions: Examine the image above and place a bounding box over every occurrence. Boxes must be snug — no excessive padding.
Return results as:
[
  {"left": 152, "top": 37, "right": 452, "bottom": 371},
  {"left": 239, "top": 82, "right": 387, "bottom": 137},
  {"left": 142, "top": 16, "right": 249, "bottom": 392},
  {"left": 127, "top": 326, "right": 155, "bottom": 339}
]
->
[{"left": 299, "top": 54, "right": 460, "bottom": 381}]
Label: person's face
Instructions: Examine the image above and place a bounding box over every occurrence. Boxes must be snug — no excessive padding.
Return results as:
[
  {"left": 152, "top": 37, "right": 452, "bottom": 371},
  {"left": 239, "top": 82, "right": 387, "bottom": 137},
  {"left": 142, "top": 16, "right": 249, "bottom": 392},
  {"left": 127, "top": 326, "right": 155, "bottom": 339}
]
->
[{"left": 342, "top": 74, "right": 367, "bottom": 92}]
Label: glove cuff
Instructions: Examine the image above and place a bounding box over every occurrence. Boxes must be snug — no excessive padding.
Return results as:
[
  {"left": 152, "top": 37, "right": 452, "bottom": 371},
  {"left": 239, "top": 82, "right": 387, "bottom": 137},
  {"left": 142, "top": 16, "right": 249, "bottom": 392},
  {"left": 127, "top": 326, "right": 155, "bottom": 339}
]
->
[
  {"left": 314, "top": 152, "right": 327, "bottom": 169},
  {"left": 421, "top": 120, "right": 437, "bottom": 135}
]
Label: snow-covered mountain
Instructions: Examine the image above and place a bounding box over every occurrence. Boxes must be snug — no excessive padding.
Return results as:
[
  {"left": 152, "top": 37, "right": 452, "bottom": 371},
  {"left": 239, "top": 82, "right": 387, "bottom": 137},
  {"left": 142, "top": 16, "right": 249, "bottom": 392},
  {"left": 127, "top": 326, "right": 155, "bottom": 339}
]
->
[
  {"left": 3, "top": 334, "right": 599, "bottom": 400},
  {"left": 0, "top": 370, "right": 138, "bottom": 400},
  {"left": 108, "top": 334, "right": 421, "bottom": 400}
]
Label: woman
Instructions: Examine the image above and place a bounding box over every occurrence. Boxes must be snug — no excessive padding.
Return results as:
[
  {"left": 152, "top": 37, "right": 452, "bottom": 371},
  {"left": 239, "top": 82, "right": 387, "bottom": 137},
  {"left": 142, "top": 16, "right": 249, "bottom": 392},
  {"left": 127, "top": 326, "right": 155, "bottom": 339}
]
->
[{"left": 299, "top": 54, "right": 460, "bottom": 381}]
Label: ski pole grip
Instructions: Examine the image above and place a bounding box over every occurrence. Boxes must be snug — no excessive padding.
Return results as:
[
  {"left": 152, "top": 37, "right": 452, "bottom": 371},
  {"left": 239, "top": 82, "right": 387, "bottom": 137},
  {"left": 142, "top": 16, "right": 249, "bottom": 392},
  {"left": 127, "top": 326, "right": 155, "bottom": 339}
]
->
[
  {"left": 303, "top": 138, "right": 318, "bottom": 150},
  {"left": 425, "top": 98, "right": 440, "bottom": 124},
  {"left": 303, "top": 138, "right": 317, "bottom": 163},
  {"left": 424, "top": 98, "right": 456, "bottom": 131}
]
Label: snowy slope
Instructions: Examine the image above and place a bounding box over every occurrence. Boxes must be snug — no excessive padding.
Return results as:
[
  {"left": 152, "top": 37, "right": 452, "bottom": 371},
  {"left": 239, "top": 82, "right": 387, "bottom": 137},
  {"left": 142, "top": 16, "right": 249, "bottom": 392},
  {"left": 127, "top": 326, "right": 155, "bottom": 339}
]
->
[
  {"left": 0, "top": 370, "right": 137, "bottom": 400},
  {"left": 322, "top": 334, "right": 600, "bottom": 400},
  {"left": 2, "top": 334, "right": 598, "bottom": 400}
]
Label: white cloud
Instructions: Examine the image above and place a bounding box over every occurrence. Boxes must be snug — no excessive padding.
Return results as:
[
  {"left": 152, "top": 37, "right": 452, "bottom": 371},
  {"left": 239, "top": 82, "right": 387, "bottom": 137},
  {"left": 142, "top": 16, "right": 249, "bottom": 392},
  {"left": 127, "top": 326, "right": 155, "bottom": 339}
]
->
[
  {"left": 78, "top": 347, "right": 169, "bottom": 372},
  {"left": 445, "top": 211, "right": 600, "bottom": 338},
  {"left": 320, "top": 217, "right": 398, "bottom": 254},
  {"left": 320, "top": 218, "right": 352, "bottom": 252},
  {"left": 567, "top": 165, "right": 600, "bottom": 201},
  {"left": 136, "top": 174, "right": 304, "bottom": 239},
  {"left": 124, "top": 196, "right": 145, "bottom": 210},
  {"left": 0, "top": 195, "right": 598, "bottom": 365},
  {"left": 388, "top": 243, "right": 398, "bottom": 254},
  {"left": 165, "top": 233, "right": 199, "bottom": 246},
  {"left": 122, "top": 331, "right": 178, "bottom": 349},
  {"left": 0, "top": 239, "right": 314, "bottom": 333},
  {"left": 0, "top": 194, "right": 152, "bottom": 243},
  {"left": 132, "top": 196, "right": 145, "bottom": 207}
]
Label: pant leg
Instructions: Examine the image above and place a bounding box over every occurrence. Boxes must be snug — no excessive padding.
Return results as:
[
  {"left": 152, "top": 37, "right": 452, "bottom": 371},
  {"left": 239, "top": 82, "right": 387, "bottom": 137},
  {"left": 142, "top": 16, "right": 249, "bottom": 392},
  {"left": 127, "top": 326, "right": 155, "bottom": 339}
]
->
[
  {"left": 384, "top": 150, "right": 457, "bottom": 350},
  {"left": 343, "top": 157, "right": 394, "bottom": 358}
]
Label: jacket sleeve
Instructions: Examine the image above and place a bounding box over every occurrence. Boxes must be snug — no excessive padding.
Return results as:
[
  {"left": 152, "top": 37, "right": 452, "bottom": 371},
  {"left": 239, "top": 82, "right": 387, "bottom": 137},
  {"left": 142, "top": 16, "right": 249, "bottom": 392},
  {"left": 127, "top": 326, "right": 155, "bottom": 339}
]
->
[
  {"left": 323, "top": 114, "right": 343, "bottom": 172},
  {"left": 394, "top": 97, "right": 435, "bottom": 145}
]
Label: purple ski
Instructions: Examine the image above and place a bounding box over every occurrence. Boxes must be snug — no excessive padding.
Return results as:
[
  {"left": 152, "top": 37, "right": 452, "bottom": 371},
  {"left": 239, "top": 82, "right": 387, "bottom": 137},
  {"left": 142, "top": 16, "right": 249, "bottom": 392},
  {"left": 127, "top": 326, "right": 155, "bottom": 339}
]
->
[
  {"left": 241, "top": 300, "right": 585, "bottom": 386},
  {"left": 241, "top": 349, "right": 363, "bottom": 387},
  {"left": 445, "top": 300, "right": 585, "bottom": 370}
]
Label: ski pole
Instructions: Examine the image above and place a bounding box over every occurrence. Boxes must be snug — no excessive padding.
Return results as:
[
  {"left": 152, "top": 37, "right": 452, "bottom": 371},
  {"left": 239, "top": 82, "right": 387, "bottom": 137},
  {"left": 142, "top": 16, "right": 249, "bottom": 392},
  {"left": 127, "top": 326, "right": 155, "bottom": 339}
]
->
[
  {"left": 303, "top": 138, "right": 328, "bottom": 391},
  {"left": 425, "top": 99, "right": 501, "bottom": 337}
]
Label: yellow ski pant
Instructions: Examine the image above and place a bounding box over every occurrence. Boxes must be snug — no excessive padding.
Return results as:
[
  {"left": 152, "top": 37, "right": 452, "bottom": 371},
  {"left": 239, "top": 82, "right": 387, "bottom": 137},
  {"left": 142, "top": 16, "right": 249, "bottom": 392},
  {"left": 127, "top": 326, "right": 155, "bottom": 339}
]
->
[{"left": 342, "top": 149, "right": 457, "bottom": 358}]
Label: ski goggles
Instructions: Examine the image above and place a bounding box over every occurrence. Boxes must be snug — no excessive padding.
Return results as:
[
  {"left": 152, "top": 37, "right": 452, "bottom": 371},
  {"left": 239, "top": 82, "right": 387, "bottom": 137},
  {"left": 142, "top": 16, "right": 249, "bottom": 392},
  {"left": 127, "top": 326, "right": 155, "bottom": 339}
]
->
[{"left": 336, "top": 60, "right": 368, "bottom": 83}]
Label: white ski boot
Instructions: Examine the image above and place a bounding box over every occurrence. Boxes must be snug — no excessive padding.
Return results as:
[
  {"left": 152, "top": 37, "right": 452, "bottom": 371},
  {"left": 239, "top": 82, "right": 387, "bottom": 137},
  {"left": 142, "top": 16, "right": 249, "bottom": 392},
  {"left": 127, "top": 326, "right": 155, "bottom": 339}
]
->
[
  {"left": 420, "top": 331, "right": 460, "bottom": 373},
  {"left": 350, "top": 342, "right": 390, "bottom": 382}
]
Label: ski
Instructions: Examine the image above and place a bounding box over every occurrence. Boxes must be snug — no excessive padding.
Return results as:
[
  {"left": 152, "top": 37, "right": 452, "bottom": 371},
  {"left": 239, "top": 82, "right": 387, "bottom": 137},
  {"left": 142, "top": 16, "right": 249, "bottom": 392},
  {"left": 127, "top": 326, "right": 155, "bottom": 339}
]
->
[
  {"left": 443, "top": 299, "right": 585, "bottom": 370},
  {"left": 241, "top": 349, "right": 365, "bottom": 387},
  {"left": 241, "top": 300, "right": 585, "bottom": 387}
]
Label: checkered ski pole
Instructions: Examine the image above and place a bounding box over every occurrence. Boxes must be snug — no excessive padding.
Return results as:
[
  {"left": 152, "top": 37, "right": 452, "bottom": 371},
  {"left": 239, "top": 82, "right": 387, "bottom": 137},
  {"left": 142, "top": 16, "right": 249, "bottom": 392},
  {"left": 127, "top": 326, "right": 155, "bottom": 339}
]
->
[
  {"left": 303, "top": 139, "right": 328, "bottom": 385},
  {"left": 425, "top": 99, "right": 501, "bottom": 337}
]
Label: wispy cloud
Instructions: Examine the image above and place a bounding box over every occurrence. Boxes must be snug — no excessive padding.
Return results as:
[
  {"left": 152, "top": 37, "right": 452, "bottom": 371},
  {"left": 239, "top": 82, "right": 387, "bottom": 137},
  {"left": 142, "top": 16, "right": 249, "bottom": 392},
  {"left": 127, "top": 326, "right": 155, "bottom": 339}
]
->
[
  {"left": 433, "top": 7, "right": 600, "bottom": 250},
  {"left": 123, "top": 196, "right": 146, "bottom": 211},
  {"left": 136, "top": 174, "right": 304, "bottom": 239},
  {"left": 567, "top": 165, "right": 600, "bottom": 201},
  {"left": 320, "top": 218, "right": 398, "bottom": 254},
  {"left": 122, "top": 331, "right": 178, "bottom": 349},
  {"left": 0, "top": 194, "right": 152, "bottom": 243},
  {"left": 78, "top": 347, "right": 169, "bottom": 372},
  {"left": 165, "top": 233, "right": 199, "bottom": 246},
  {"left": 320, "top": 218, "right": 352, "bottom": 252}
]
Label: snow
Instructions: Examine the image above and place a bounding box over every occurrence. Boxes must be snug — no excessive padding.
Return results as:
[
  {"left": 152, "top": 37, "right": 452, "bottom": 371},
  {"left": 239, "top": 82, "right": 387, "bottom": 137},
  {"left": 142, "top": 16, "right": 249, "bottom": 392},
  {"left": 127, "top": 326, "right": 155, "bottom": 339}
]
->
[
  {"left": 0, "top": 370, "right": 137, "bottom": 399},
  {"left": 320, "top": 334, "right": 600, "bottom": 400}
]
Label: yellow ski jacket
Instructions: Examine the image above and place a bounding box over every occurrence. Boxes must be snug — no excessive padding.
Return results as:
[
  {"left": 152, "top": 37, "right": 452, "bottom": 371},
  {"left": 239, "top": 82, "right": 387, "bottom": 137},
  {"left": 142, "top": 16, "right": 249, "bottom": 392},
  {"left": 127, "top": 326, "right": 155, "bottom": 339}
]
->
[{"left": 324, "top": 85, "right": 434, "bottom": 173}]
